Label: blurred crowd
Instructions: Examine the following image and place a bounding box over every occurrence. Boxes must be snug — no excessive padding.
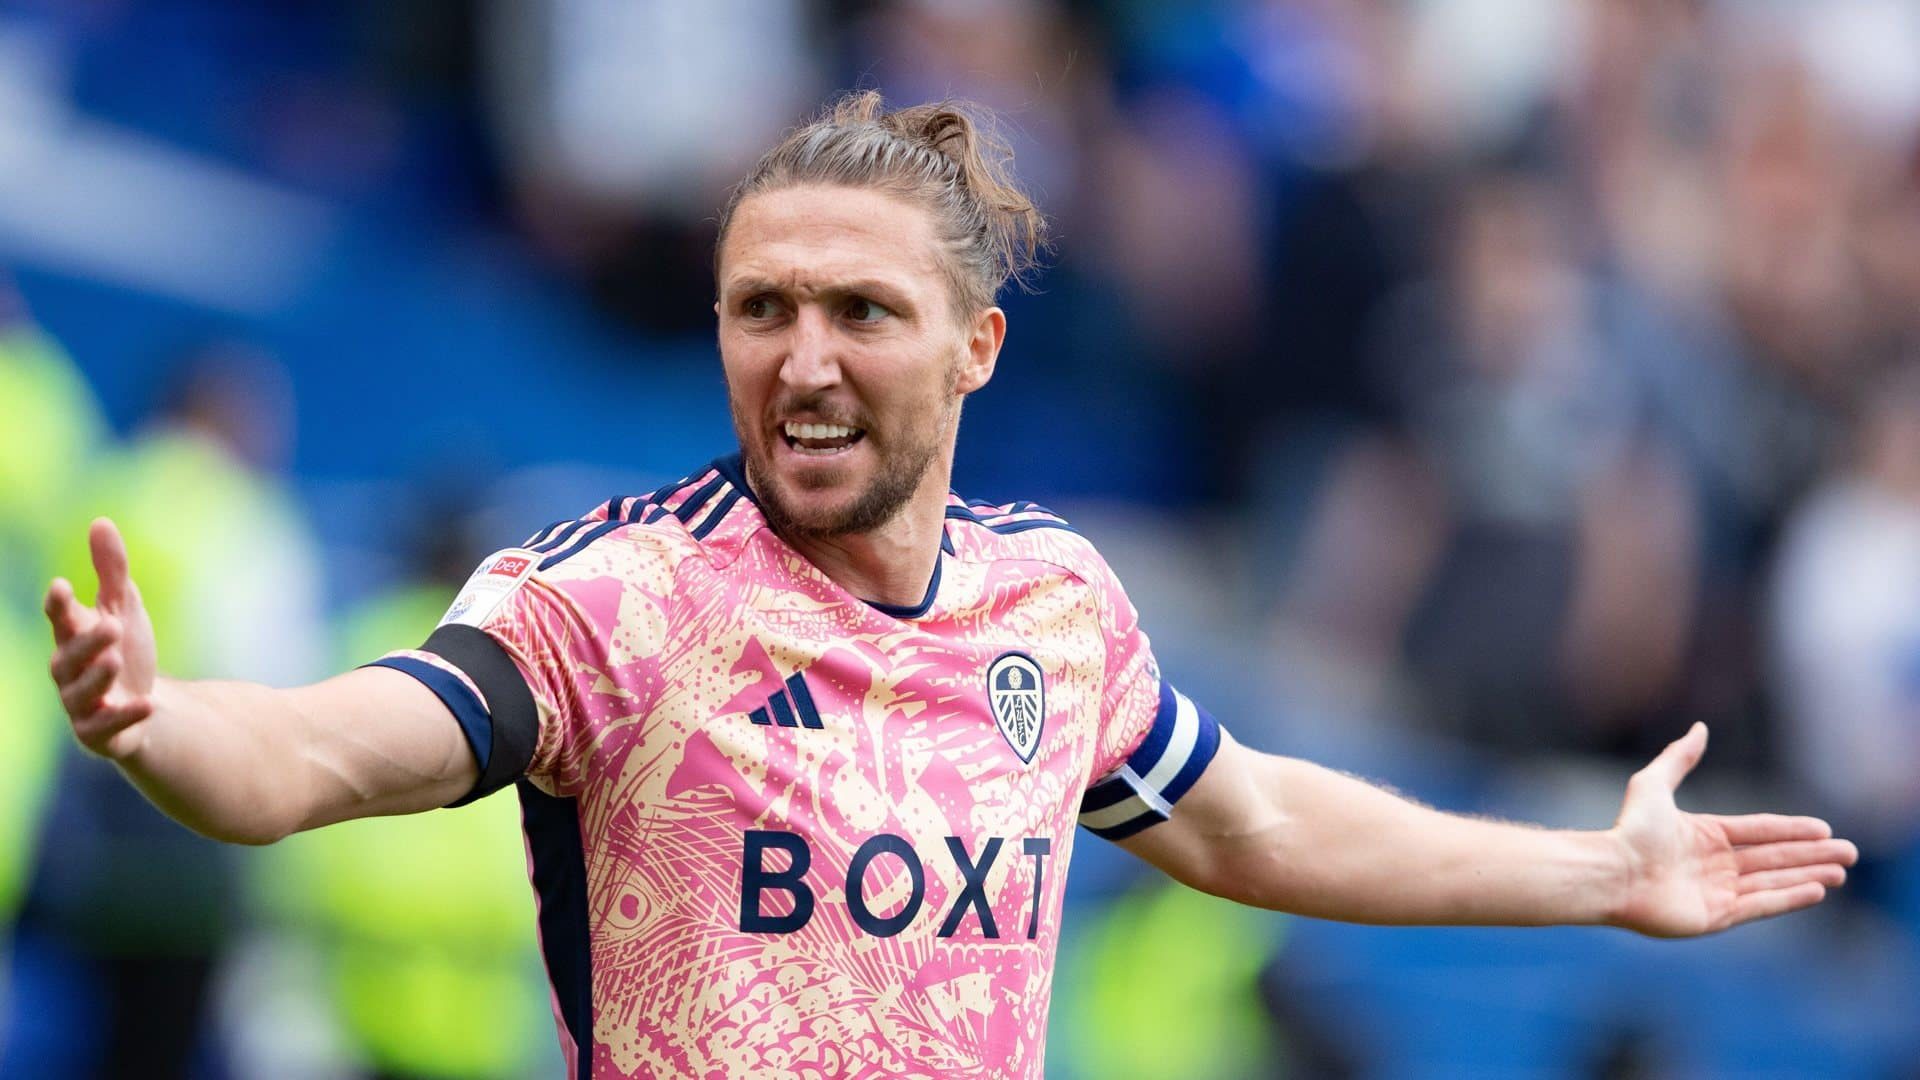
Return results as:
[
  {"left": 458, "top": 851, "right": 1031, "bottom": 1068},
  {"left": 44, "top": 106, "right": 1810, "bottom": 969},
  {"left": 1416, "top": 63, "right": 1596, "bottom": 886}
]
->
[{"left": 4, "top": 0, "right": 1920, "bottom": 1077}]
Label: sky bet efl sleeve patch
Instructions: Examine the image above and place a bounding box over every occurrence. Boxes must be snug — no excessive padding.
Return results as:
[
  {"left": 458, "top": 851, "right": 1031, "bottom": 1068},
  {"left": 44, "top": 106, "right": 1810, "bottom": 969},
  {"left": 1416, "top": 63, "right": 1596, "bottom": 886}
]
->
[{"left": 440, "top": 548, "right": 541, "bottom": 628}]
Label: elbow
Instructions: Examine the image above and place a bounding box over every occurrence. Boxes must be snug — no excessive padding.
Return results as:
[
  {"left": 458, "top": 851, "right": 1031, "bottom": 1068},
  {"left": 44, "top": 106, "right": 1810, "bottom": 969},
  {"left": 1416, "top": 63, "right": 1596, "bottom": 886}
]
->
[
  {"left": 127, "top": 785, "right": 299, "bottom": 846},
  {"left": 191, "top": 817, "right": 292, "bottom": 846},
  {"left": 219, "top": 824, "right": 291, "bottom": 846},
  {"left": 172, "top": 796, "right": 301, "bottom": 846}
]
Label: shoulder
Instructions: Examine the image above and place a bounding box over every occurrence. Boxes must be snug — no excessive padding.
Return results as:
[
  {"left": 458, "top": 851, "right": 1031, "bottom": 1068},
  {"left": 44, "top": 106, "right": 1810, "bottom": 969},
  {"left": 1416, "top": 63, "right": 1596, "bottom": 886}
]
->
[
  {"left": 440, "top": 462, "right": 756, "bottom": 640},
  {"left": 942, "top": 493, "right": 1117, "bottom": 588},
  {"left": 516, "top": 457, "right": 763, "bottom": 582}
]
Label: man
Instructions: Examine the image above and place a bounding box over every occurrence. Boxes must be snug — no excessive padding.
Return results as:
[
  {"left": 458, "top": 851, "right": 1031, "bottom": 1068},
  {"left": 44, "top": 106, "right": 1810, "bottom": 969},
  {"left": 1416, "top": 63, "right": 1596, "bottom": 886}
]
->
[{"left": 46, "top": 93, "right": 1856, "bottom": 1079}]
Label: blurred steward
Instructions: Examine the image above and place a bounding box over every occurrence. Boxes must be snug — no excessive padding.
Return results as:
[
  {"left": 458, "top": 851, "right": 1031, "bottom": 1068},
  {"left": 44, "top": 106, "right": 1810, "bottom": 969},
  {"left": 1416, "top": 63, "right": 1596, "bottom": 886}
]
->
[
  {"left": 1049, "top": 878, "right": 1285, "bottom": 1080},
  {"left": 0, "top": 283, "right": 105, "bottom": 932},
  {"left": 18, "top": 342, "right": 324, "bottom": 1079},
  {"left": 250, "top": 494, "right": 551, "bottom": 1080}
]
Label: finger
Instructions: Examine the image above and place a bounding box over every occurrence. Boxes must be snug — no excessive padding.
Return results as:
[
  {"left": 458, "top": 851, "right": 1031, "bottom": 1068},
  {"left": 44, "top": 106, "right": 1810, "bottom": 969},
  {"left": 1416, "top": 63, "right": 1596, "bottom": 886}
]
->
[
  {"left": 1639, "top": 722, "right": 1708, "bottom": 792},
  {"left": 60, "top": 656, "right": 121, "bottom": 718},
  {"left": 102, "top": 699, "right": 152, "bottom": 722},
  {"left": 43, "top": 578, "right": 94, "bottom": 645},
  {"left": 72, "top": 698, "right": 153, "bottom": 756},
  {"left": 92, "top": 699, "right": 154, "bottom": 732},
  {"left": 1734, "top": 838, "right": 1859, "bottom": 873},
  {"left": 1737, "top": 864, "right": 1848, "bottom": 894},
  {"left": 1730, "top": 882, "right": 1827, "bottom": 926},
  {"left": 89, "top": 518, "right": 136, "bottom": 611},
  {"left": 49, "top": 616, "right": 121, "bottom": 686},
  {"left": 1715, "top": 814, "right": 1833, "bottom": 845}
]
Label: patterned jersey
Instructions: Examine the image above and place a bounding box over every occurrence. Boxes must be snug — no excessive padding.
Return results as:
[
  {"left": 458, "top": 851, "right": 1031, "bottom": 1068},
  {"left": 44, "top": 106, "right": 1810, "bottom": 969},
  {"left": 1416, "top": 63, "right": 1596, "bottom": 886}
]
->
[{"left": 371, "top": 455, "right": 1224, "bottom": 1079}]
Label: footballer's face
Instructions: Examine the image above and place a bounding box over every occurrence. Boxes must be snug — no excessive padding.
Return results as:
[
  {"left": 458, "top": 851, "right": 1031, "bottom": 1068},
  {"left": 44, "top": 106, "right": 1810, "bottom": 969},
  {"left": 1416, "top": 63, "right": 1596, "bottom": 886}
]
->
[{"left": 716, "top": 184, "right": 1003, "bottom": 539}]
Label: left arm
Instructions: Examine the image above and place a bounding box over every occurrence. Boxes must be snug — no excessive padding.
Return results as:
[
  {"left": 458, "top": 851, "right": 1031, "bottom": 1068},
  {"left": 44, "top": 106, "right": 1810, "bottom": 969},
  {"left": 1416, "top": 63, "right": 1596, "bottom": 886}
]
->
[{"left": 1119, "top": 723, "right": 1856, "bottom": 936}]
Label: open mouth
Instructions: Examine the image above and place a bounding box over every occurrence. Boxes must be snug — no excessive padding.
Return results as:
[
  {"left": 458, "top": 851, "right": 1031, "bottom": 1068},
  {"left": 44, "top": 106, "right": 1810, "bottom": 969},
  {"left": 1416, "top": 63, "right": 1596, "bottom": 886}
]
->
[{"left": 782, "top": 421, "right": 866, "bottom": 457}]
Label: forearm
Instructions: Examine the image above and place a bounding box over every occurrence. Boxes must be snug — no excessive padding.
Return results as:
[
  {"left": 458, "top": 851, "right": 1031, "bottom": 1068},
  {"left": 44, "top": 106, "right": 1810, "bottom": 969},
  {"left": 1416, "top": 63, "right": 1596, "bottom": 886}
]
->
[
  {"left": 115, "top": 677, "right": 327, "bottom": 844},
  {"left": 115, "top": 668, "right": 474, "bottom": 845},
  {"left": 1127, "top": 722, "right": 1848, "bottom": 936},
  {"left": 1182, "top": 756, "right": 1630, "bottom": 926},
  {"left": 48, "top": 523, "right": 480, "bottom": 845}
]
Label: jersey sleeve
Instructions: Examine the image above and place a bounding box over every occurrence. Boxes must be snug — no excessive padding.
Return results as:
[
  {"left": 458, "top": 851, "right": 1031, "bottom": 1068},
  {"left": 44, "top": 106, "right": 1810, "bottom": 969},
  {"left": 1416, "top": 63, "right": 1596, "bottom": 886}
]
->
[
  {"left": 365, "top": 520, "right": 677, "bottom": 804},
  {"left": 1076, "top": 556, "right": 1226, "bottom": 841}
]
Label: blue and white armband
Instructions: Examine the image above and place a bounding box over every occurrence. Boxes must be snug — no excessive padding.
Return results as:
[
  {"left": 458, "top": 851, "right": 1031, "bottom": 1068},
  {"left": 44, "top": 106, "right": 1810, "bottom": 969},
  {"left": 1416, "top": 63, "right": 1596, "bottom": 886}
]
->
[{"left": 1078, "top": 683, "right": 1224, "bottom": 840}]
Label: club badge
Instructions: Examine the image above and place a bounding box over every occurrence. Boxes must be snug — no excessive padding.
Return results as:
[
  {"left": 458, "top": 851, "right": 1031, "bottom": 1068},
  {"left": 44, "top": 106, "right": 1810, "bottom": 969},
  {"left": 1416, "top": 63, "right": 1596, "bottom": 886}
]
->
[{"left": 987, "top": 652, "right": 1045, "bottom": 763}]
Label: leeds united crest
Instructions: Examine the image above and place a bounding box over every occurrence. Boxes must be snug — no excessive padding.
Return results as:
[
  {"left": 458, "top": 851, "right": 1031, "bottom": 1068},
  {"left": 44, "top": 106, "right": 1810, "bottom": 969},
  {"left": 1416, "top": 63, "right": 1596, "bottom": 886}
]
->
[{"left": 987, "top": 652, "right": 1045, "bottom": 763}]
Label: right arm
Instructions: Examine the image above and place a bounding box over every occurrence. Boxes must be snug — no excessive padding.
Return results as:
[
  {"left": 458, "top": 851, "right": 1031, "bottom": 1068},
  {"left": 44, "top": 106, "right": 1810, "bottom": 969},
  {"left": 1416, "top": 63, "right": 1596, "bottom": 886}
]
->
[{"left": 46, "top": 518, "right": 477, "bottom": 845}]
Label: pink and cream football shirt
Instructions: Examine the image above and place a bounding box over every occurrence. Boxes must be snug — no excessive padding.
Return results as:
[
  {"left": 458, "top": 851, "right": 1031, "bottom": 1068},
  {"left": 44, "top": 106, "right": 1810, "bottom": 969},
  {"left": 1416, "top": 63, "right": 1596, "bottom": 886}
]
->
[{"left": 371, "top": 455, "right": 1225, "bottom": 1079}]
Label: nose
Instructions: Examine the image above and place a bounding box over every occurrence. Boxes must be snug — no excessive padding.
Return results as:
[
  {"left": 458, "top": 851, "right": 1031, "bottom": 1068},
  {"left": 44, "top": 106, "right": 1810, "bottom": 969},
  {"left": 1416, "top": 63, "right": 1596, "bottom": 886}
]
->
[{"left": 779, "top": 306, "right": 841, "bottom": 395}]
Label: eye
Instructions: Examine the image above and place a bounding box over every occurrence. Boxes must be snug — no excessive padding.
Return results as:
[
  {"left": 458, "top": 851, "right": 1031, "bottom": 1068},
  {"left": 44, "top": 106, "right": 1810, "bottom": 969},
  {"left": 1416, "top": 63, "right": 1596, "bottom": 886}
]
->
[
  {"left": 742, "top": 295, "right": 782, "bottom": 320},
  {"left": 844, "top": 297, "right": 891, "bottom": 324}
]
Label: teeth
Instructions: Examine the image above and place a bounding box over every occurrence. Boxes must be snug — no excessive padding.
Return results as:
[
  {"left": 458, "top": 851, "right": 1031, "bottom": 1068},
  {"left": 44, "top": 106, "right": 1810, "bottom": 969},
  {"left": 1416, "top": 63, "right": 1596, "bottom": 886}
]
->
[{"left": 784, "top": 422, "right": 859, "bottom": 440}]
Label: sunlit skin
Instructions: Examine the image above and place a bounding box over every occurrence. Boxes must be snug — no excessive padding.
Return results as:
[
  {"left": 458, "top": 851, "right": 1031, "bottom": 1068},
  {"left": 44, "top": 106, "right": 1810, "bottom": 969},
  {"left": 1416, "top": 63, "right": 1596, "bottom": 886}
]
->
[{"left": 715, "top": 184, "right": 1006, "bottom": 607}]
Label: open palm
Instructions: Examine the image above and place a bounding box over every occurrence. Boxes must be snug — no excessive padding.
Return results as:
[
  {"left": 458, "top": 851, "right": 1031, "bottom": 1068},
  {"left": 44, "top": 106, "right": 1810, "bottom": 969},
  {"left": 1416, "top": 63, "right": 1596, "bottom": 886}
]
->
[{"left": 1609, "top": 723, "right": 1856, "bottom": 938}]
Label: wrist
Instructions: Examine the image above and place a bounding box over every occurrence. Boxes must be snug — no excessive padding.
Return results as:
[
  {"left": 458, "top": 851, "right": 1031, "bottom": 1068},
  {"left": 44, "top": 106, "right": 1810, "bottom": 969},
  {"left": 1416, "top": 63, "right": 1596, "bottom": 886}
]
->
[
  {"left": 109, "top": 677, "right": 177, "bottom": 765},
  {"left": 1594, "top": 827, "right": 1638, "bottom": 928}
]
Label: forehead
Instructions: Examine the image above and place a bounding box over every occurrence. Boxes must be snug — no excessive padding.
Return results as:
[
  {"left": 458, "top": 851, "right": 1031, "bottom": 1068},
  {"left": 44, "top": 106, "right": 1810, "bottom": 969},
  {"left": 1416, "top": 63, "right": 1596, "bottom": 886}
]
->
[{"left": 719, "top": 185, "right": 946, "bottom": 294}]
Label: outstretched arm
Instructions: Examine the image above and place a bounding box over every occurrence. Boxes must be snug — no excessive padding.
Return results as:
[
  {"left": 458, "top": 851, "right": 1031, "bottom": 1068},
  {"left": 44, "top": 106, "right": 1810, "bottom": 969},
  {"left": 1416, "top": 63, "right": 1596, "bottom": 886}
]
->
[
  {"left": 45, "top": 518, "right": 477, "bottom": 845},
  {"left": 1119, "top": 724, "right": 1856, "bottom": 935}
]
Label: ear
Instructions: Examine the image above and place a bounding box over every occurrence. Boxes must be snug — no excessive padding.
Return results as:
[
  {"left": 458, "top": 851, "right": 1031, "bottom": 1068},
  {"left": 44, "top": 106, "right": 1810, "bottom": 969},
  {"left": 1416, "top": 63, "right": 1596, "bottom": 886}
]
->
[{"left": 954, "top": 307, "right": 1005, "bottom": 395}]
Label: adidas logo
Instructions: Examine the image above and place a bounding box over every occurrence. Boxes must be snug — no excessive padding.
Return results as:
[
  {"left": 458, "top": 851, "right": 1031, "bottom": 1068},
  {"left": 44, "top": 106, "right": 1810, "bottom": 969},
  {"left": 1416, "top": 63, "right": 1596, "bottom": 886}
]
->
[{"left": 749, "top": 671, "right": 824, "bottom": 730}]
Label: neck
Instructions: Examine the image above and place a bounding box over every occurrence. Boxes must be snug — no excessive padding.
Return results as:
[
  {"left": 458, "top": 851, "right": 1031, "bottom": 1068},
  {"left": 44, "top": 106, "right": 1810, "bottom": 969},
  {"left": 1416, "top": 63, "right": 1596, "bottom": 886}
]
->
[{"left": 758, "top": 462, "right": 952, "bottom": 610}]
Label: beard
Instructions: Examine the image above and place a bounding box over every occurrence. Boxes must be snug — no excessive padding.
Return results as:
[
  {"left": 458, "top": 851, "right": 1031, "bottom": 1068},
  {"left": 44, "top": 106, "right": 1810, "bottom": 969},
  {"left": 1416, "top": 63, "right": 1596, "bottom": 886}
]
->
[{"left": 734, "top": 393, "right": 956, "bottom": 541}]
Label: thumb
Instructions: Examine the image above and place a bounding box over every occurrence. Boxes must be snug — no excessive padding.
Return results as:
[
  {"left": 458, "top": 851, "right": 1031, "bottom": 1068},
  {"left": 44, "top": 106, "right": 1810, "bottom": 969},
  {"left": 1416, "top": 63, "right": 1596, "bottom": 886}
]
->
[
  {"left": 1642, "top": 722, "right": 1708, "bottom": 793},
  {"left": 89, "top": 517, "right": 138, "bottom": 612}
]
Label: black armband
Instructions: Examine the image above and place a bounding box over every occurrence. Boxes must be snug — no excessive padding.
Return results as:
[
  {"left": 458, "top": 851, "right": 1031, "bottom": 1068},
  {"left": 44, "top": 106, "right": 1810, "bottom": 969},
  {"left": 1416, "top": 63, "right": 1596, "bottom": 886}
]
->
[
  {"left": 423, "top": 623, "right": 538, "bottom": 805},
  {"left": 365, "top": 623, "right": 540, "bottom": 807}
]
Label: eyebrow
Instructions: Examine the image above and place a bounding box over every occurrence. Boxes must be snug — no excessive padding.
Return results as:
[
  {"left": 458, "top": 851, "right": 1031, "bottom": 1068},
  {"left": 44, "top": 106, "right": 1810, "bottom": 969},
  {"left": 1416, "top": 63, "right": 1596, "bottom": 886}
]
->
[{"left": 723, "top": 276, "right": 916, "bottom": 307}]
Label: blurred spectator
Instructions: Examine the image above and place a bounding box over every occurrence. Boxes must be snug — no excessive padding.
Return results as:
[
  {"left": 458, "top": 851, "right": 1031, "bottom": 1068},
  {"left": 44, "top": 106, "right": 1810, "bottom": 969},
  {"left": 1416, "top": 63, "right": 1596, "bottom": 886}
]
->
[
  {"left": 849, "top": 0, "right": 1087, "bottom": 221},
  {"left": 1354, "top": 164, "right": 1703, "bottom": 758},
  {"left": 1092, "top": 84, "right": 1262, "bottom": 374},
  {"left": 1208, "top": 0, "right": 1439, "bottom": 594},
  {"left": 1772, "top": 363, "right": 1920, "bottom": 855},
  {"left": 487, "top": 0, "right": 823, "bottom": 335},
  {"left": 1715, "top": 55, "right": 1871, "bottom": 542}
]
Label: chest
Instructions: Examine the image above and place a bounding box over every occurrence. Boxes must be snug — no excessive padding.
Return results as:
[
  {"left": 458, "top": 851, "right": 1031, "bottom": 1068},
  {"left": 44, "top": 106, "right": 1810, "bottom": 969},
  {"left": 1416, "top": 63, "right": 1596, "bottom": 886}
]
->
[{"left": 615, "top": 558, "right": 1107, "bottom": 841}]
